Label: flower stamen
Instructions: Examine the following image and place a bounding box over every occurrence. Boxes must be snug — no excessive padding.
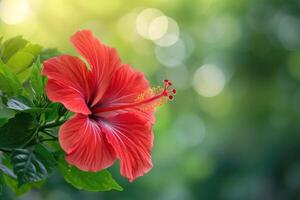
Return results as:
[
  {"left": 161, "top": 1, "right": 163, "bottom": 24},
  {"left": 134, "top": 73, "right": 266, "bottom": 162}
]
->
[{"left": 93, "top": 80, "right": 176, "bottom": 113}]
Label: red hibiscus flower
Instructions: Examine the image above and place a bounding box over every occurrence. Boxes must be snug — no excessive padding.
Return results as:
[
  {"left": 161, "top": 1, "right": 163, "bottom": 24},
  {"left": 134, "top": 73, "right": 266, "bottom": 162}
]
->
[{"left": 42, "top": 30, "right": 176, "bottom": 181}]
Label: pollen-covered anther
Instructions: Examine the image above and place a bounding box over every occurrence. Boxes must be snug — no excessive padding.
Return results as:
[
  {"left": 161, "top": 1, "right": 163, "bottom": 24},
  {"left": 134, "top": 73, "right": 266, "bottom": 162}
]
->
[{"left": 161, "top": 80, "right": 176, "bottom": 101}]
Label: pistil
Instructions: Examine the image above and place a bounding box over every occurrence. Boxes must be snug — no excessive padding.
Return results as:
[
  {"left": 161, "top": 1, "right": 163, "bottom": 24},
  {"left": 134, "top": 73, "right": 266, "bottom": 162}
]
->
[{"left": 93, "top": 80, "right": 176, "bottom": 113}]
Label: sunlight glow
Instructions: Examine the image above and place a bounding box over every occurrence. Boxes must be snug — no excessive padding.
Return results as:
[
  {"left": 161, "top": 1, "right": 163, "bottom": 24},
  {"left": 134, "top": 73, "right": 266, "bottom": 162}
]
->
[
  {"left": 155, "top": 39, "right": 186, "bottom": 67},
  {"left": 193, "top": 64, "right": 226, "bottom": 97},
  {"left": 136, "top": 8, "right": 180, "bottom": 47},
  {"left": 153, "top": 17, "right": 180, "bottom": 47},
  {"left": 136, "top": 8, "right": 164, "bottom": 40},
  {"left": 148, "top": 15, "right": 169, "bottom": 40},
  {"left": 0, "top": 0, "right": 31, "bottom": 25}
]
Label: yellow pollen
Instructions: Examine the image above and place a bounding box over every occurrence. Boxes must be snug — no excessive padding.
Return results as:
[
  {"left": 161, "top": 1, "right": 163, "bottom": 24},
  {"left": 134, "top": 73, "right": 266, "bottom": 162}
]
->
[{"left": 134, "top": 86, "right": 168, "bottom": 111}]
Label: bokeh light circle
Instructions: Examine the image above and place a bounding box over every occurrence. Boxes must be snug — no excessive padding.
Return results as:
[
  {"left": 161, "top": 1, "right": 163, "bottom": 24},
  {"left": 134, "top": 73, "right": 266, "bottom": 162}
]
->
[
  {"left": 148, "top": 15, "right": 169, "bottom": 40},
  {"left": 193, "top": 64, "right": 226, "bottom": 97},
  {"left": 155, "top": 39, "right": 186, "bottom": 67},
  {"left": 202, "top": 15, "right": 241, "bottom": 47},
  {"left": 136, "top": 8, "right": 180, "bottom": 47},
  {"left": 276, "top": 14, "right": 300, "bottom": 50},
  {"left": 165, "top": 65, "right": 189, "bottom": 90},
  {"left": 136, "top": 8, "right": 164, "bottom": 40},
  {"left": 153, "top": 16, "right": 180, "bottom": 47},
  {"left": 172, "top": 114, "right": 206, "bottom": 147},
  {"left": 0, "top": 0, "right": 31, "bottom": 25}
]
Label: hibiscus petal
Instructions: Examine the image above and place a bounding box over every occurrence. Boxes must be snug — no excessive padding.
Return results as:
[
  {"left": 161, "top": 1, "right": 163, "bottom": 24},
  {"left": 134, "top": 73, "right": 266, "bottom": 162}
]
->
[
  {"left": 46, "top": 80, "right": 91, "bottom": 115},
  {"left": 70, "top": 30, "right": 122, "bottom": 105},
  {"left": 94, "top": 64, "right": 155, "bottom": 123},
  {"left": 102, "top": 113, "right": 154, "bottom": 182},
  {"left": 59, "top": 114, "right": 117, "bottom": 171},
  {"left": 43, "top": 55, "right": 91, "bottom": 115}
]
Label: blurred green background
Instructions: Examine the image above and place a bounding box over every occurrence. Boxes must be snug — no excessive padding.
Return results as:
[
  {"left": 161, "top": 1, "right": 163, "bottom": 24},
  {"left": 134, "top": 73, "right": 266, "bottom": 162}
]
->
[{"left": 1, "top": 0, "right": 300, "bottom": 199}]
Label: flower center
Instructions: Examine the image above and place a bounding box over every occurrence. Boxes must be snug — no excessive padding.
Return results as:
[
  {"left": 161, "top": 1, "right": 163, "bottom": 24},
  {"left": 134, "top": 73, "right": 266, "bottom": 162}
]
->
[{"left": 93, "top": 80, "right": 176, "bottom": 113}]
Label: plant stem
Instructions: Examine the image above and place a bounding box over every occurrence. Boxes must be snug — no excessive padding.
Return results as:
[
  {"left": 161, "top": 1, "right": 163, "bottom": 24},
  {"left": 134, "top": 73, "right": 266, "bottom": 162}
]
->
[
  {"left": 40, "top": 138, "right": 57, "bottom": 142},
  {"left": 40, "top": 130, "right": 58, "bottom": 139},
  {"left": 41, "top": 119, "right": 67, "bottom": 129}
]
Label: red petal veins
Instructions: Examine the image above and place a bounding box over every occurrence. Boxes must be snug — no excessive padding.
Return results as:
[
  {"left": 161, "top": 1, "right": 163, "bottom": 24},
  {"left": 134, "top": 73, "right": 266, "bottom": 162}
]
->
[
  {"left": 71, "top": 30, "right": 122, "bottom": 106},
  {"left": 102, "top": 113, "right": 154, "bottom": 182},
  {"left": 59, "top": 114, "right": 117, "bottom": 171},
  {"left": 100, "top": 64, "right": 149, "bottom": 104},
  {"left": 93, "top": 64, "right": 155, "bottom": 123},
  {"left": 43, "top": 55, "right": 91, "bottom": 115},
  {"left": 46, "top": 80, "right": 91, "bottom": 115}
]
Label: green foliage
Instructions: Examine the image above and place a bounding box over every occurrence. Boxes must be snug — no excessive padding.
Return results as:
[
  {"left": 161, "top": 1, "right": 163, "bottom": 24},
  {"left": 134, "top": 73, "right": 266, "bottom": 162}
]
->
[
  {"left": 0, "top": 163, "right": 16, "bottom": 179},
  {"left": 0, "top": 107, "right": 15, "bottom": 127},
  {"left": 0, "top": 60, "right": 23, "bottom": 97},
  {"left": 40, "top": 49, "right": 61, "bottom": 62},
  {"left": 22, "top": 44, "right": 43, "bottom": 58},
  {"left": 1, "top": 153, "right": 45, "bottom": 196},
  {"left": 44, "top": 103, "right": 60, "bottom": 122},
  {"left": 0, "top": 172, "right": 3, "bottom": 195},
  {"left": 11, "top": 149, "right": 50, "bottom": 186},
  {"left": 58, "top": 157, "right": 123, "bottom": 192},
  {"left": 7, "top": 52, "right": 34, "bottom": 75},
  {"left": 3, "top": 175, "right": 45, "bottom": 196},
  {"left": 30, "top": 59, "right": 46, "bottom": 99},
  {"left": 7, "top": 44, "right": 42, "bottom": 83},
  {"left": 6, "top": 96, "right": 51, "bottom": 115},
  {"left": 0, "top": 36, "right": 27, "bottom": 63},
  {"left": 0, "top": 113, "right": 36, "bottom": 150},
  {"left": 0, "top": 36, "right": 42, "bottom": 84},
  {"left": 7, "top": 96, "right": 33, "bottom": 111},
  {"left": 34, "top": 145, "right": 56, "bottom": 173}
]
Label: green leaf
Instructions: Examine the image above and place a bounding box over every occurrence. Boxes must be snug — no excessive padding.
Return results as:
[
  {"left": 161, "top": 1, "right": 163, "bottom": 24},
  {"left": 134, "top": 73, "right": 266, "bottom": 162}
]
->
[
  {"left": 0, "top": 153, "right": 16, "bottom": 178},
  {"left": 0, "top": 171, "right": 5, "bottom": 196},
  {"left": 0, "top": 36, "right": 3, "bottom": 53},
  {"left": 22, "top": 108, "right": 52, "bottom": 114},
  {"left": 6, "top": 43, "right": 42, "bottom": 83},
  {"left": 30, "top": 58, "right": 46, "bottom": 98},
  {"left": 21, "top": 44, "right": 42, "bottom": 58},
  {"left": 0, "top": 113, "right": 35, "bottom": 150},
  {"left": 0, "top": 36, "right": 28, "bottom": 63},
  {"left": 0, "top": 107, "right": 15, "bottom": 127},
  {"left": 0, "top": 60, "right": 23, "bottom": 96},
  {"left": 7, "top": 96, "right": 33, "bottom": 111},
  {"left": 0, "top": 163, "right": 16, "bottom": 179},
  {"left": 11, "top": 149, "right": 48, "bottom": 186},
  {"left": 40, "top": 48, "right": 61, "bottom": 62},
  {"left": 34, "top": 144, "right": 56, "bottom": 173},
  {"left": 1, "top": 152, "right": 44, "bottom": 196},
  {"left": 58, "top": 157, "right": 123, "bottom": 192},
  {"left": 44, "top": 103, "right": 60, "bottom": 122},
  {"left": 0, "top": 172, "right": 3, "bottom": 195},
  {"left": 6, "top": 52, "right": 34, "bottom": 74},
  {"left": 16, "top": 66, "right": 31, "bottom": 83},
  {"left": 7, "top": 96, "right": 51, "bottom": 115},
  {"left": 3, "top": 175, "right": 44, "bottom": 196}
]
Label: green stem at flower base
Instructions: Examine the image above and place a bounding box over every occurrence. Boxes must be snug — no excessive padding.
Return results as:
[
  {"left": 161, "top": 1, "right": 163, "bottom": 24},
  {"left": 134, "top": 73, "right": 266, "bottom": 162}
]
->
[
  {"left": 40, "top": 138, "right": 57, "bottom": 143},
  {"left": 40, "top": 119, "right": 68, "bottom": 129},
  {"left": 40, "top": 130, "right": 58, "bottom": 139}
]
